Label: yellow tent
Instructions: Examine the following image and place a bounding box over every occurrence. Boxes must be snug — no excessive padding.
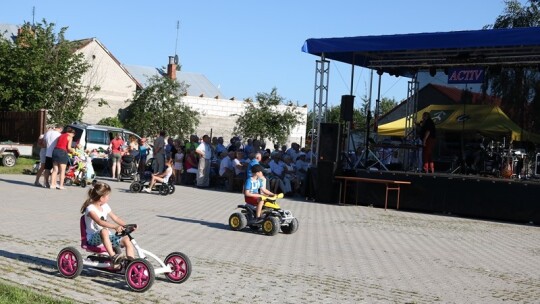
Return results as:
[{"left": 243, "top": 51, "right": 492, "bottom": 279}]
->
[{"left": 378, "top": 104, "right": 540, "bottom": 143}]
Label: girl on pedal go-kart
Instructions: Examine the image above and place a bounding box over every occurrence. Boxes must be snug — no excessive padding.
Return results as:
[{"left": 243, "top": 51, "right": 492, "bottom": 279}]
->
[
  {"left": 143, "top": 156, "right": 174, "bottom": 193},
  {"left": 80, "top": 182, "right": 136, "bottom": 263},
  {"left": 245, "top": 165, "right": 275, "bottom": 223}
]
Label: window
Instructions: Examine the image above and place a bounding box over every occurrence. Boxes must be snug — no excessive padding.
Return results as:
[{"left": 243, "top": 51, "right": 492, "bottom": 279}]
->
[{"left": 87, "top": 130, "right": 109, "bottom": 145}]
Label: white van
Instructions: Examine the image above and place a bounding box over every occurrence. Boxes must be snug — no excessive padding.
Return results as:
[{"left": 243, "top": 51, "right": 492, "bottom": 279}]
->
[{"left": 66, "top": 123, "right": 141, "bottom": 151}]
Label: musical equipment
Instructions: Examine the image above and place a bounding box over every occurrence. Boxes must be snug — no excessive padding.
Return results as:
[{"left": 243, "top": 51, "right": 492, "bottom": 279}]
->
[
  {"left": 501, "top": 156, "right": 513, "bottom": 178},
  {"left": 340, "top": 95, "right": 354, "bottom": 121}
]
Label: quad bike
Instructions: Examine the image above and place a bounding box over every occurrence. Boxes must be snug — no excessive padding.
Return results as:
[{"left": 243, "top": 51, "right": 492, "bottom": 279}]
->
[
  {"left": 129, "top": 177, "right": 175, "bottom": 196},
  {"left": 228, "top": 193, "right": 299, "bottom": 236},
  {"left": 56, "top": 216, "right": 191, "bottom": 292}
]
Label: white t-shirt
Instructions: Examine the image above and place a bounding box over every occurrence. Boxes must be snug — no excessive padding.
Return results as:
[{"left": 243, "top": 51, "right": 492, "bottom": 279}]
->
[
  {"left": 84, "top": 203, "right": 112, "bottom": 240},
  {"left": 219, "top": 156, "right": 233, "bottom": 176},
  {"left": 44, "top": 129, "right": 61, "bottom": 157},
  {"left": 233, "top": 158, "right": 246, "bottom": 175},
  {"left": 196, "top": 142, "right": 212, "bottom": 160},
  {"left": 162, "top": 165, "right": 173, "bottom": 183}
]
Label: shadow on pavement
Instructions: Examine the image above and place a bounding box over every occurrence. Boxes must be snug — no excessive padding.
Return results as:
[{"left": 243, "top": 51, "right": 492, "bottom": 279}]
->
[
  {"left": 0, "top": 177, "right": 33, "bottom": 187},
  {"left": 157, "top": 215, "right": 229, "bottom": 230}
]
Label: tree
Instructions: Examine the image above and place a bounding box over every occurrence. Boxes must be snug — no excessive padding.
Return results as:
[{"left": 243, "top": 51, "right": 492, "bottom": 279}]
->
[
  {"left": 97, "top": 117, "right": 123, "bottom": 128},
  {"left": 483, "top": 0, "right": 540, "bottom": 132},
  {"left": 232, "top": 87, "right": 304, "bottom": 145},
  {"left": 0, "top": 20, "right": 95, "bottom": 125},
  {"left": 122, "top": 75, "right": 199, "bottom": 139}
]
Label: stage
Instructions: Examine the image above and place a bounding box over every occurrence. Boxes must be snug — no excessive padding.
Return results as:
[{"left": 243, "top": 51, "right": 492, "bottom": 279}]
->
[{"left": 310, "top": 168, "right": 540, "bottom": 225}]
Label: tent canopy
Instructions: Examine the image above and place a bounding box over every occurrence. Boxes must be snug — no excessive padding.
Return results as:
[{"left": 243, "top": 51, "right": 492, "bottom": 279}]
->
[
  {"left": 302, "top": 27, "right": 540, "bottom": 77},
  {"left": 378, "top": 104, "right": 540, "bottom": 143}
]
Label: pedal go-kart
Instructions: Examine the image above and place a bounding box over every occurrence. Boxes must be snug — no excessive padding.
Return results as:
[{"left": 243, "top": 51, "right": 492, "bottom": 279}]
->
[
  {"left": 129, "top": 178, "right": 175, "bottom": 196},
  {"left": 228, "top": 193, "right": 299, "bottom": 236},
  {"left": 56, "top": 216, "right": 191, "bottom": 292}
]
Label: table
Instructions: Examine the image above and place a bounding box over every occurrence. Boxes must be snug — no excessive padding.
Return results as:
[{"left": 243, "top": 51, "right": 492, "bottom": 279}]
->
[{"left": 334, "top": 176, "right": 411, "bottom": 210}]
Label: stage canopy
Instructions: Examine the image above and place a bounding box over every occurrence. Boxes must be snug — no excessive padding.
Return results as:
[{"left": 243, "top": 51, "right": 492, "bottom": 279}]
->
[
  {"left": 378, "top": 104, "right": 540, "bottom": 143},
  {"left": 301, "top": 27, "right": 540, "bottom": 77}
]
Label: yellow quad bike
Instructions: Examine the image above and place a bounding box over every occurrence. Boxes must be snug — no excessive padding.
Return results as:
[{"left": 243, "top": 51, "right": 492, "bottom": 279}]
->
[{"left": 228, "top": 193, "right": 299, "bottom": 236}]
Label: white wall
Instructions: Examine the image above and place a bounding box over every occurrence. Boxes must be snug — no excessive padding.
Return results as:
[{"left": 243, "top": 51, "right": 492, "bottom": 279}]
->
[
  {"left": 182, "top": 96, "right": 308, "bottom": 147},
  {"left": 77, "top": 40, "right": 138, "bottom": 124}
]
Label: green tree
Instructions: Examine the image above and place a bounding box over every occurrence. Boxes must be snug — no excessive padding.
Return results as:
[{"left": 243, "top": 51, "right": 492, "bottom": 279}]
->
[
  {"left": 122, "top": 75, "right": 199, "bottom": 139},
  {"left": 0, "top": 20, "right": 95, "bottom": 125},
  {"left": 232, "top": 87, "right": 304, "bottom": 145},
  {"left": 483, "top": 0, "right": 540, "bottom": 132},
  {"left": 97, "top": 117, "right": 123, "bottom": 128}
]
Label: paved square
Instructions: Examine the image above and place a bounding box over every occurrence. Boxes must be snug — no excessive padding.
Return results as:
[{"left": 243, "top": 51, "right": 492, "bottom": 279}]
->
[{"left": 0, "top": 174, "right": 538, "bottom": 303}]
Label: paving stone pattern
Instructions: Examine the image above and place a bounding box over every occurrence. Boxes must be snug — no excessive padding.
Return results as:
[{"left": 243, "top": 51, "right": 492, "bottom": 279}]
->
[{"left": 0, "top": 174, "right": 539, "bottom": 303}]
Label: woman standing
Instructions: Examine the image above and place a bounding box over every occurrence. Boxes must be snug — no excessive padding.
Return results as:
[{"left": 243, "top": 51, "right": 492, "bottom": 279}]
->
[
  {"left": 50, "top": 127, "right": 75, "bottom": 189},
  {"left": 138, "top": 137, "right": 150, "bottom": 174},
  {"left": 419, "top": 112, "right": 436, "bottom": 173},
  {"left": 109, "top": 133, "right": 125, "bottom": 180}
]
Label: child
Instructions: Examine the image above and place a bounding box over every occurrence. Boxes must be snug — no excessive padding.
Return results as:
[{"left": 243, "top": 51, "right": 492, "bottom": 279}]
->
[
  {"left": 80, "top": 182, "right": 135, "bottom": 263},
  {"left": 143, "top": 156, "right": 174, "bottom": 192},
  {"left": 174, "top": 145, "right": 184, "bottom": 185},
  {"left": 244, "top": 165, "right": 275, "bottom": 223}
]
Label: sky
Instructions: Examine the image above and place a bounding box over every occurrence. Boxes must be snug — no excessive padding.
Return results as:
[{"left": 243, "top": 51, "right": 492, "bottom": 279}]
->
[{"left": 1, "top": 0, "right": 519, "bottom": 110}]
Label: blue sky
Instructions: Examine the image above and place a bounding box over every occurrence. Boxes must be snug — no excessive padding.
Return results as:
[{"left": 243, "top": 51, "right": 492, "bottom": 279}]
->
[{"left": 1, "top": 0, "right": 517, "bottom": 109}]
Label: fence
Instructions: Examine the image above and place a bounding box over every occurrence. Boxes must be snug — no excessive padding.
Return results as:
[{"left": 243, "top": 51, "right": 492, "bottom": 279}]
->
[{"left": 0, "top": 109, "right": 47, "bottom": 143}]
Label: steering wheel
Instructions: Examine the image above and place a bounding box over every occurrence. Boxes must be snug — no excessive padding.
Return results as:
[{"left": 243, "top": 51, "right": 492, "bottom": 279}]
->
[{"left": 115, "top": 224, "right": 138, "bottom": 236}]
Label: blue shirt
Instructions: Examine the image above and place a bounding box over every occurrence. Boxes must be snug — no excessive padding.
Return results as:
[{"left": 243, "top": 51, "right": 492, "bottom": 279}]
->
[
  {"left": 245, "top": 177, "right": 264, "bottom": 194},
  {"left": 246, "top": 159, "right": 259, "bottom": 178}
]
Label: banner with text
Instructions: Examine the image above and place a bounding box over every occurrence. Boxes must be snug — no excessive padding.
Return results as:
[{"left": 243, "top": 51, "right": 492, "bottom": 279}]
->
[{"left": 447, "top": 68, "right": 484, "bottom": 84}]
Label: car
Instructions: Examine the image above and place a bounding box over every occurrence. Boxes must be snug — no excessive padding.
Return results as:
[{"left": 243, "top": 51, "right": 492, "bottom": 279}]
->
[{"left": 66, "top": 123, "right": 142, "bottom": 152}]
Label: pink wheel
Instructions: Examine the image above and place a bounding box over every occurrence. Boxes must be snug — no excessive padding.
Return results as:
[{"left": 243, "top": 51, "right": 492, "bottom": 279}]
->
[
  {"left": 164, "top": 252, "right": 192, "bottom": 283},
  {"left": 125, "top": 258, "right": 155, "bottom": 292},
  {"left": 57, "top": 247, "right": 83, "bottom": 279}
]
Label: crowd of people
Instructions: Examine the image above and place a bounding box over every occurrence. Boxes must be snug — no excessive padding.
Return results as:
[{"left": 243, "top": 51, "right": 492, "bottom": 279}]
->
[{"left": 144, "top": 132, "right": 315, "bottom": 196}]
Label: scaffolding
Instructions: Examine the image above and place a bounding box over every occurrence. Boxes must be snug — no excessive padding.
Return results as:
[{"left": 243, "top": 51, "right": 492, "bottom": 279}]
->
[{"left": 310, "top": 55, "right": 330, "bottom": 166}]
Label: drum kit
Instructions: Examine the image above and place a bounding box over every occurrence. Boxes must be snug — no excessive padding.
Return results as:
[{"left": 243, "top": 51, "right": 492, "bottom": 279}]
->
[{"left": 477, "top": 139, "right": 530, "bottom": 178}]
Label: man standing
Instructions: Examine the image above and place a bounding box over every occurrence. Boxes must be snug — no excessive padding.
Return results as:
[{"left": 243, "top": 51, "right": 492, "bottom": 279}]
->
[
  {"left": 195, "top": 134, "right": 212, "bottom": 188},
  {"left": 42, "top": 125, "right": 62, "bottom": 188},
  {"left": 154, "top": 131, "right": 166, "bottom": 173}
]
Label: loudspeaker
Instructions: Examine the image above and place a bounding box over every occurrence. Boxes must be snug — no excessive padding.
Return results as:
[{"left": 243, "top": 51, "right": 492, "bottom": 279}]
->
[
  {"left": 316, "top": 160, "right": 337, "bottom": 203},
  {"left": 340, "top": 95, "right": 354, "bottom": 121},
  {"left": 318, "top": 123, "right": 340, "bottom": 162}
]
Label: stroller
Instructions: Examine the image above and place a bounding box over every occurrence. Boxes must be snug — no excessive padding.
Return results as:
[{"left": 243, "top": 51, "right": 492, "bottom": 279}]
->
[
  {"left": 118, "top": 154, "right": 139, "bottom": 182},
  {"left": 65, "top": 156, "right": 89, "bottom": 187}
]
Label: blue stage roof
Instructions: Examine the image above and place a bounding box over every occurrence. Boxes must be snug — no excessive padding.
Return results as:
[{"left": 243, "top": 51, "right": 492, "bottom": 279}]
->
[{"left": 302, "top": 27, "right": 540, "bottom": 77}]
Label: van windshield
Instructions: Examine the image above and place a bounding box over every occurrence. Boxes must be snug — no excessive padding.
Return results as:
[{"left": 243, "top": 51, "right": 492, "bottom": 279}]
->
[{"left": 87, "top": 130, "right": 110, "bottom": 145}]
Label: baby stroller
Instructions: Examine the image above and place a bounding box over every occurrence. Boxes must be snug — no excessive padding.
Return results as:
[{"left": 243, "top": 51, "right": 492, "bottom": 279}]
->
[
  {"left": 118, "top": 154, "right": 139, "bottom": 182},
  {"left": 65, "top": 156, "right": 88, "bottom": 187}
]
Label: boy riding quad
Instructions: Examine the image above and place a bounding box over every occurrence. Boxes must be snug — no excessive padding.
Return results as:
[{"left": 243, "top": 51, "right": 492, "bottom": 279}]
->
[{"left": 228, "top": 165, "right": 298, "bottom": 236}]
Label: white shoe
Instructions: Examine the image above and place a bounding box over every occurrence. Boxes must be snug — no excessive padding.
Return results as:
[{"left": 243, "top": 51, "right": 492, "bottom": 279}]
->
[{"left": 142, "top": 187, "right": 150, "bottom": 193}]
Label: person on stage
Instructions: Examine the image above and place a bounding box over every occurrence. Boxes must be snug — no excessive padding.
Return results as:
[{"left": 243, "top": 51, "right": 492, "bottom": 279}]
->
[{"left": 419, "top": 112, "right": 436, "bottom": 173}]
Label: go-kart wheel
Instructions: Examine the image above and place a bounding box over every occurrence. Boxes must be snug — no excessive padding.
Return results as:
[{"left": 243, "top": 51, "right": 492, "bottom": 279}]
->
[
  {"left": 229, "top": 212, "right": 247, "bottom": 231},
  {"left": 164, "top": 252, "right": 192, "bottom": 283},
  {"left": 64, "top": 178, "right": 73, "bottom": 186},
  {"left": 125, "top": 258, "right": 155, "bottom": 292},
  {"left": 80, "top": 180, "right": 87, "bottom": 188},
  {"left": 130, "top": 182, "right": 142, "bottom": 193},
  {"left": 57, "top": 247, "right": 83, "bottom": 279},
  {"left": 159, "top": 184, "right": 169, "bottom": 196},
  {"left": 168, "top": 184, "right": 175, "bottom": 195},
  {"left": 281, "top": 218, "right": 299, "bottom": 234},
  {"left": 2, "top": 154, "right": 16, "bottom": 167},
  {"left": 262, "top": 216, "right": 280, "bottom": 236}
]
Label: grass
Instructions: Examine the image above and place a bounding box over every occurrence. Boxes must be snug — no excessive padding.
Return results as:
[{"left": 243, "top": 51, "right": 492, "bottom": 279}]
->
[
  {"left": 0, "top": 156, "right": 37, "bottom": 175},
  {"left": 0, "top": 280, "right": 73, "bottom": 304}
]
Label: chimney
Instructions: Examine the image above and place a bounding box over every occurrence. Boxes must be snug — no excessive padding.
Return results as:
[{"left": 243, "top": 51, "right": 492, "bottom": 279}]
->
[{"left": 167, "top": 56, "right": 177, "bottom": 80}]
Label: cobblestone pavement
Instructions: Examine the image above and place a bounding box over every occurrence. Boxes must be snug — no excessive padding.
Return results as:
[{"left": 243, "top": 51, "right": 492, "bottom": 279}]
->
[{"left": 0, "top": 174, "right": 539, "bottom": 303}]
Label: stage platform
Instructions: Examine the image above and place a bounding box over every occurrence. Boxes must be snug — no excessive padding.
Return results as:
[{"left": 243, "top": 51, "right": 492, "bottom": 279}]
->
[{"left": 320, "top": 169, "right": 540, "bottom": 225}]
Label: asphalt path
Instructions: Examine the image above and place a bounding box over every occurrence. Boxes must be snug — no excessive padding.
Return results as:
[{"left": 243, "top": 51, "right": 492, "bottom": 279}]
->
[{"left": 0, "top": 174, "right": 539, "bottom": 303}]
